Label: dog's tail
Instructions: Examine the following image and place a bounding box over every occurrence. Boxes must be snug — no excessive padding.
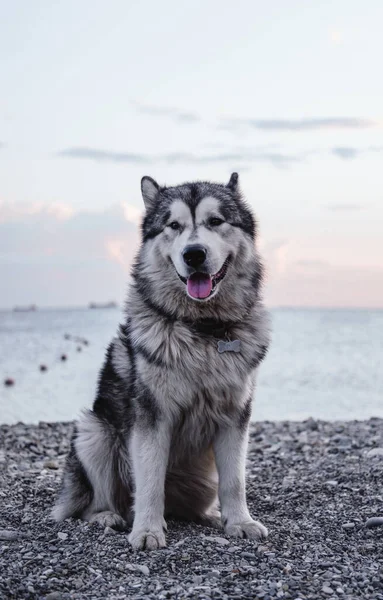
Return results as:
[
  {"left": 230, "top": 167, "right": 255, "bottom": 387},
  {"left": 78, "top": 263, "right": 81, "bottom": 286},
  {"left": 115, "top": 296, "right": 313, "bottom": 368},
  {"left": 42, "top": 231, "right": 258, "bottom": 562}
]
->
[{"left": 51, "top": 433, "right": 93, "bottom": 521}]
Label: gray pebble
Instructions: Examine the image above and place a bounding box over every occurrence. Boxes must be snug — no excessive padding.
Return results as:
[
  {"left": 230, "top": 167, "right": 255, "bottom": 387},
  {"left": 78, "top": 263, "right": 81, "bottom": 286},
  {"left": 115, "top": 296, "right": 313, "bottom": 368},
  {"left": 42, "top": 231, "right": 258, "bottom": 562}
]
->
[
  {"left": 366, "top": 447, "right": 383, "bottom": 458},
  {"left": 104, "top": 526, "right": 117, "bottom": 535},
  {"left": 135, "top": 564, "right": 150, "bottom": 576},
  {"left": 322, "top": 585, "right": 334, "bottom": 595},
  {"left": 204, "top": 536, "right": 230, "bottom": 545},
  {"left": 44, "top": 459, "right": 59, "bottom": 469},
  {"left": 364, "top": 516, "right": 383, "bottom": 528},
  {"left": 57, "top": 532, "right": 68, "bottom": 541},
  {"left": 342, "top": 522, "right": 355, "bottom": 530},
  {"left": 0, "top": 529, "right": 20, "bottom": 541}
]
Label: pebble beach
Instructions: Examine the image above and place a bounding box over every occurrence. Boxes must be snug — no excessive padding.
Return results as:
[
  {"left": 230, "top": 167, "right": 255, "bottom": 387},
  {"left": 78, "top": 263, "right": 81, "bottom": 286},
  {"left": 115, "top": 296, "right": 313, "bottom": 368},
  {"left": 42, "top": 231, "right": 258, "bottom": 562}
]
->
[{"left": 1, "top": 418, "right": 383, "bottom": 600}]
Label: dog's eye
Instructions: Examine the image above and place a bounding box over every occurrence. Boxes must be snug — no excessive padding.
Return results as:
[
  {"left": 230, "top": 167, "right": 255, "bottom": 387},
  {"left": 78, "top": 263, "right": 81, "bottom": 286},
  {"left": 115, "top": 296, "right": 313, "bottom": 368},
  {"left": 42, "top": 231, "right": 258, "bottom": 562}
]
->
[
  {"left": 168, "top": 221, "right": 180, "bottom": 230},
  {"left": 209, "top": 217, "right": 224, "bottom": 227}
]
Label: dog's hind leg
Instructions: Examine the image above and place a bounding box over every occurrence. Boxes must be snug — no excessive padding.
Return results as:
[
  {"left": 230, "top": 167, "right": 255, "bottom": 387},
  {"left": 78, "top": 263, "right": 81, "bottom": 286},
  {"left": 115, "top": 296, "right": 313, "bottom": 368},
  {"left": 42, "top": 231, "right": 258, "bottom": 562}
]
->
[
  {"left": 51, "top": 436, "right": 93, "bottom": 522},
  {"left": 53, "top": 410, "right": 133, "bottom": 529},
  {"left": 76, "top": 410, "right": 133, "bottom": 529}
]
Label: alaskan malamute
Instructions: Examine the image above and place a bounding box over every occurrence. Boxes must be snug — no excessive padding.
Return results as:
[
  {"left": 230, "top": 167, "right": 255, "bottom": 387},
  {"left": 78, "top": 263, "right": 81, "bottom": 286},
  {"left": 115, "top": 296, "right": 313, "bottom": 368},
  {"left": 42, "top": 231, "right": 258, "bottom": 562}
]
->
[{"left": 53, "top": 173, "right": 270, "bottom": 550}]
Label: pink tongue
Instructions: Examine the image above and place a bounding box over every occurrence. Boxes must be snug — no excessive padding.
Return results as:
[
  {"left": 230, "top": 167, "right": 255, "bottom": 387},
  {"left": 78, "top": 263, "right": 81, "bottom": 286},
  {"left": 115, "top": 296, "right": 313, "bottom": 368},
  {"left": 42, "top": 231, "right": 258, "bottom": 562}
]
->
[{"left": 187, "top": 273, "right": 212, "bottom": 299}]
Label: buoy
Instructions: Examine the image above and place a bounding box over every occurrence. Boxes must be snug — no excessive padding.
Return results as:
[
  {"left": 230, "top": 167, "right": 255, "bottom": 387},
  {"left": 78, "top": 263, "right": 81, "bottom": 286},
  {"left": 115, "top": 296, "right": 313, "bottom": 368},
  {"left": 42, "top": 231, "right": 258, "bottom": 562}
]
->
[
  {"left": 4, "top": 378, "right": 15, "bottom": 387},
  {"left": 39, "top": 364, "right": 48, "bottom": 372},
  {"left": 82, "top": 339, "right": 89, "bottom": 346},
  {"left": 77, "top": 346, "right": 82, "bottom": 352},
  {"left": 64, "top": 334, "right": 71, "bottom": 340},
  {"left": 60, "top": 354, "right": 67, "bottom": 361}
]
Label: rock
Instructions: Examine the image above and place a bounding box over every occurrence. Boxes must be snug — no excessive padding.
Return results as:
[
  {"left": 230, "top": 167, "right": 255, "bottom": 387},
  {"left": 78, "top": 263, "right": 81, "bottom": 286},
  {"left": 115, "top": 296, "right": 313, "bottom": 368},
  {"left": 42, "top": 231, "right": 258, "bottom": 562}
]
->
[
  {"left": 4, "top": 378, "right": 15, "bottom": 386},
  {"left": 204, "top": 536, "right": 230, "bottom": 545},
  {"left": 342, "top": 522, "right": 355, "bottom": 530},
  {"left": 365, "top": 516, "right": 383, "bottom": 528},
  {"left": 57, "top": 532, "right": 68, "bottom": 541},
  {"left": 0, "top": 529, "right": 20, "bottom": 541},
  {"left": 367, "top": 447, "right": 383, "bottom": 458},
  {"left": 297, "top": 431, "right": 309, "bottom": 445},
  {"left": 322, "top": 585, "right": 334, "bottom": 595},
  {"left": 282, "top": 475, "right": 296, "bottom": 489},
  {"left": 44, "top": 460, "right": 59, "bottom": 470},
  {"left": 325, "top": 480, "right": 338, "bottom": 487},
  {"left": 206, "top": 569, "right": 220, "bottom": 579},
  {"left": 45, "top": 593, "right": 63, "bottom": 600},
  {"left": 39, "top": 364, "right": 48, "bottom": 372},
  {"left": 126, "top": 563, "right": 150, "bottom": 575},
  {"left": 60, "top": 354, "right": 67, "bottom": 362},
  {"left": 104, "top": 526, "right": 117, "bottom": 535},
  {"left": 136, "top": 564, "right": 150, "bottom": 576},
  {"left": 267, "top": 442, "right": 282, "bottom": 454}
]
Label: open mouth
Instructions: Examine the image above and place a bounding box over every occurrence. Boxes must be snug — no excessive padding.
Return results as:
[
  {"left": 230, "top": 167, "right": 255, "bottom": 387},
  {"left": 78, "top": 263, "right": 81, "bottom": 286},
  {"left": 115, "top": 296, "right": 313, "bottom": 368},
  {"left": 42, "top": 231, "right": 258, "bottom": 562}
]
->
[{"left": 177, "top": 255, "right": 232, "bottom": 300}]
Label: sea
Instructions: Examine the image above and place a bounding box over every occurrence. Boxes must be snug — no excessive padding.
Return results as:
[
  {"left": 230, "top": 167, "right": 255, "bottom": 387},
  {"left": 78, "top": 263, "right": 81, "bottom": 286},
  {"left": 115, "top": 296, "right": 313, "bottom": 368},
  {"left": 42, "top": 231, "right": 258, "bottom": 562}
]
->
[{"left": 0, "top": 307, "right": 382, "bottom": 425}]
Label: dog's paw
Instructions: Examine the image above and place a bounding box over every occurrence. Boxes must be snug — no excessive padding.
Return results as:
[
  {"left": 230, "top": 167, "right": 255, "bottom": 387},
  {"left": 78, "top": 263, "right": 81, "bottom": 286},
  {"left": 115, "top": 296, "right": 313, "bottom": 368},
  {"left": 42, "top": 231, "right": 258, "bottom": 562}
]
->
[
  {"left": 225, "top": 519, "right": 268, "bottom": 541},
  {"left": 89, "top": 511, "right": 127, "bottom": 530},
  {"left": 129, "top": 528, "right": 166, "bottom": 550}
]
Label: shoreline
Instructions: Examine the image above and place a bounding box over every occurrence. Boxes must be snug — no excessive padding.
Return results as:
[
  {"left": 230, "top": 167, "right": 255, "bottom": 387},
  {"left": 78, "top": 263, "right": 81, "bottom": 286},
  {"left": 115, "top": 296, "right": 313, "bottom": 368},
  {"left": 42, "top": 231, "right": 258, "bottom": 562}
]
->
[{"left": 1, "top": 418, "right": 382, "bottom": 599}]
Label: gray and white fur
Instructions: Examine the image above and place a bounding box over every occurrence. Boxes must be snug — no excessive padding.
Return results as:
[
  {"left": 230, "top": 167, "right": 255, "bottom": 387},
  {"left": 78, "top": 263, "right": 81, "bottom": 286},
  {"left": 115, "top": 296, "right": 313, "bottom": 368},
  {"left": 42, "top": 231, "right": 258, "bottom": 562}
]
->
[{"left": 53, "top": 173, "right": 271, "bottom": 550}]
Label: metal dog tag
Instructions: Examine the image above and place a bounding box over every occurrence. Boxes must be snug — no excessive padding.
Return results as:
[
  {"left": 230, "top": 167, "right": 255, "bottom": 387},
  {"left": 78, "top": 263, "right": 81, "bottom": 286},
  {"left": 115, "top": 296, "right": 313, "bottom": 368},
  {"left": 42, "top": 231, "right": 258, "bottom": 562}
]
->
[{"left": 217, "top": 339, "right": 241, "bottom": 353}]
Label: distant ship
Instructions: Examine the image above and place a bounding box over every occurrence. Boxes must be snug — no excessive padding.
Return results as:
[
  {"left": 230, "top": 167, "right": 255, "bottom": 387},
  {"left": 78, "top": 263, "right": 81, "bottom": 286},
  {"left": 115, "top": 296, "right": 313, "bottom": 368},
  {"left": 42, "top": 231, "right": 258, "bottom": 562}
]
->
[
  {"left": 88, "top": 301, "right": 118, "bottom": 309},
  {"left": 13, "top": 304, "right": 37, "bottom": 312}
]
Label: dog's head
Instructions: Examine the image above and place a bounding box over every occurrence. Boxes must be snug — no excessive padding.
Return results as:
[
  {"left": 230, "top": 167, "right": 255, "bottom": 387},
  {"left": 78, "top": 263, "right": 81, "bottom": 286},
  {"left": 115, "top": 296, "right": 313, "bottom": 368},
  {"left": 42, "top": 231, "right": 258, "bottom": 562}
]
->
[{"left": 135, "top": 174, "right": 261, "bottom": 314}]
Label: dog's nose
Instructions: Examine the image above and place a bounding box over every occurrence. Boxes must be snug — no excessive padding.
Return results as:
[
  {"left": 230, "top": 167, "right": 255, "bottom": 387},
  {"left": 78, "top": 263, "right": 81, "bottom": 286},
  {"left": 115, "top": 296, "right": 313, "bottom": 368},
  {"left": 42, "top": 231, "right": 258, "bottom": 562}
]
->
[{"left": 182, "top": 244, "right": 207, "bottom": 268}]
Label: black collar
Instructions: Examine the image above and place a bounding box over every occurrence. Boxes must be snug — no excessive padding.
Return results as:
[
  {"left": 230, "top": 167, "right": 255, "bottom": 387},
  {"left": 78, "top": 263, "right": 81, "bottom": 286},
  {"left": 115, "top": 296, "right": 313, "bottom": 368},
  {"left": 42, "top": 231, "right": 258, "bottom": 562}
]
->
[{"left": 189, "top": 318, "right": 235, "bottom": 339}]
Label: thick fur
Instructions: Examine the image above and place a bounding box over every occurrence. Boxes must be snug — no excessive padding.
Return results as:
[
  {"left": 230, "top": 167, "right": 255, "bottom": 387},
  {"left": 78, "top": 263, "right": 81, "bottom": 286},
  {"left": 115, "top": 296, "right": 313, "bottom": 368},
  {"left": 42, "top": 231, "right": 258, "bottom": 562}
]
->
[{"left": 53, "top": 174, "right": 270, "bottom": 549}]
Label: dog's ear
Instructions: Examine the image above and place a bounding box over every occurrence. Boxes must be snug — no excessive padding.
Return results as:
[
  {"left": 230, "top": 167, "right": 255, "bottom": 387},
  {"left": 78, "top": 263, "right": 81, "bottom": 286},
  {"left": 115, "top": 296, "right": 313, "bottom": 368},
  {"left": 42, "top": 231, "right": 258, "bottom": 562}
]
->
[
  {"left": 141, "top": 176, "right": 160, "bottom": 210},
  {"left": 226, "top": 172, "right": 239, "bottom": 192}
]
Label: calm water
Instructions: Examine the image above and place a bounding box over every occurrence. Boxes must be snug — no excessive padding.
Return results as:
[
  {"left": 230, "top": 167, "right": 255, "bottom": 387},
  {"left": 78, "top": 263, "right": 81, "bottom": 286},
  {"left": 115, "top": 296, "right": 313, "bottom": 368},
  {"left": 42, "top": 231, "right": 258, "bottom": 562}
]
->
[{"left": 0, "top": 308, "right": 382, "bottom": 424}]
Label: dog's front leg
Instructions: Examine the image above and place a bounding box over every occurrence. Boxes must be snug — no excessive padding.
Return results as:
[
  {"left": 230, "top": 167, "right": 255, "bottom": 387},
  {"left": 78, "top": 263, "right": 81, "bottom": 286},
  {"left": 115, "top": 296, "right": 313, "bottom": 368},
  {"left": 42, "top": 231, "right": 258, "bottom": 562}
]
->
[
  {"left": 128, "top": 419, "right": 170, "bottom": 550},
  {"left": 214, "top": 420, "right": 268, "bottom": 541}
]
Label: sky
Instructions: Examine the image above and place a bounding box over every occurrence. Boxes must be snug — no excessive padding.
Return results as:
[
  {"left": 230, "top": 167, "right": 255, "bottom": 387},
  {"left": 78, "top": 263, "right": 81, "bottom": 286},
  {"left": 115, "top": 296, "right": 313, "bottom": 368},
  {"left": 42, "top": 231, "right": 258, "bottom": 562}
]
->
[{"left": 1, "top": 0, "right": 382, "bottom": 308}]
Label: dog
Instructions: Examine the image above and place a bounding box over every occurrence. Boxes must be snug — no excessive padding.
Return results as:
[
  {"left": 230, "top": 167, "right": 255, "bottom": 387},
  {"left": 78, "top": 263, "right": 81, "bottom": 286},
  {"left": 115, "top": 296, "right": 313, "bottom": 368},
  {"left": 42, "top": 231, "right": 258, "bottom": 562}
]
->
[{"left": 52, "top": 173, "right": 270, "bottom": 550}]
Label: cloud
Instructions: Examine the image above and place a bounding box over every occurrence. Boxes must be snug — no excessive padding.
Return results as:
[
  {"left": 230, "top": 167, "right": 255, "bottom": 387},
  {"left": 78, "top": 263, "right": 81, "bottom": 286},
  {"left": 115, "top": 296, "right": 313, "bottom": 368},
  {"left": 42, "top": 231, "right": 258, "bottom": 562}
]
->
[
  {"left": 0, "top": 202, "right": 74, "bottom": 223},
  {"left": 332, "top": 147, "right": 360, "bottom": 160},
  {"left": 263, "top": 239, "right": 290, "bottom": 277},
  {"left": 326, "top": 203, "right": 370, "bottom": 212},
  {"left": 332, "top": 146, "right": 383, "bottom": 160},
  {"left": 265, "top": 259, "right": 383, "bottom": 308},
  {"left": 58, "top": 148, "right": 150, "bottom": 163},
  {"left": 0, "top": 202, "right": 141, "bottom": 308},
  {"left": 58, "top": 147, "right": 303, "bottom": 168},
  {"left": 220, "top": 117, "right": 377, "bottom": 132},
  {"left": 133, "top": 102, "right": 200, "bottom": 123},
  {"left": 57, "top": 143, "right": 382, "bottom": 170}
]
